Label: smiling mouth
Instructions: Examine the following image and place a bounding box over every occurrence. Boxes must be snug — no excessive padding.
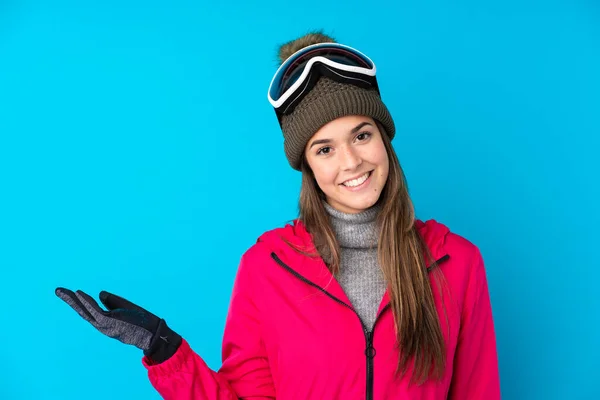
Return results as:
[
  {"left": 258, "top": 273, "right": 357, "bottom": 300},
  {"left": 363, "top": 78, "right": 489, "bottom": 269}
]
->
[{"left": 341, "top": 171, "right": 372, "bottom": 187}]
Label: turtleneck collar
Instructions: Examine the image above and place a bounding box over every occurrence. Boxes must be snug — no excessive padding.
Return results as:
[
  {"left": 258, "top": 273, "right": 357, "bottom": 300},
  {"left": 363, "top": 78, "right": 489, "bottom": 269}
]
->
[{"left": 323, "top": 201, "right": 380, "bottom": 249}]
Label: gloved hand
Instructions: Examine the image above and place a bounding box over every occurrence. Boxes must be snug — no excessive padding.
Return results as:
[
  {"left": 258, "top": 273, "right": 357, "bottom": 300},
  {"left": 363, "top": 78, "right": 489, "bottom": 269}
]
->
[{"left": 55, "top": 287, "right": 182, "bottom": 363}]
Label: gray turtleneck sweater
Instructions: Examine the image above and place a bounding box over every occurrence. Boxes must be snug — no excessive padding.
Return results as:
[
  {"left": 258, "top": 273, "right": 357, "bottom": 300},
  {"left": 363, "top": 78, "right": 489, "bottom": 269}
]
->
[{"left": 324, "top": 202, "right": 387, "bottom": 329}]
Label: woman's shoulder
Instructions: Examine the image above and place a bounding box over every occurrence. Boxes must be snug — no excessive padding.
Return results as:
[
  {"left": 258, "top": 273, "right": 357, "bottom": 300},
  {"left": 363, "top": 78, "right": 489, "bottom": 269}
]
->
[
  {"left": 238, "top": 219, "right": 308, "bottom": 266},
  {"left": 417, "top": 218, "right": 486, "bottom": 280},
  {"left": 417, "top": 219, "right": 480, "bottom": 256},
  {"left": 444, "top": 228, "right": 483, "bottom": 262}
]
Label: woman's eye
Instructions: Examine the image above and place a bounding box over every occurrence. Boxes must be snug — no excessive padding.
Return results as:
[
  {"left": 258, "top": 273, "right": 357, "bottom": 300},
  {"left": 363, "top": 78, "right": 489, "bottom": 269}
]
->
[
  {"left": 317, "top": 146, "right": 332, "bottom": 155},
  {"left": 356, "top": 132, "right": 372, "bottom": 141}
]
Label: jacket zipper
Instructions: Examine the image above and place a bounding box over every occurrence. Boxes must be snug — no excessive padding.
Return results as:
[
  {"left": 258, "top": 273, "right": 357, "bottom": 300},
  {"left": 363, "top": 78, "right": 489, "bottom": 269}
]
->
[
  {"left": 270, "top": 252, "right": 448, "bottom": 400},
  {"left": 365, "top": 313, "right": 385, "bottom": 400}
]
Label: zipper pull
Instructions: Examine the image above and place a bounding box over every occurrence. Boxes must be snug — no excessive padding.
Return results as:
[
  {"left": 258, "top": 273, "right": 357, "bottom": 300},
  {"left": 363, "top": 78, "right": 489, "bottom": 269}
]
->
[{"left": 365, "top": 330, "right": 376, "bottom": 359}]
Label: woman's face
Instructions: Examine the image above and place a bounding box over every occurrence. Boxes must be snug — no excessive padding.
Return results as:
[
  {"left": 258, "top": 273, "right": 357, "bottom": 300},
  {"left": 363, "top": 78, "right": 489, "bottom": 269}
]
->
[{"left": 304, "top": 115, "right": 389, "bottom": 214}]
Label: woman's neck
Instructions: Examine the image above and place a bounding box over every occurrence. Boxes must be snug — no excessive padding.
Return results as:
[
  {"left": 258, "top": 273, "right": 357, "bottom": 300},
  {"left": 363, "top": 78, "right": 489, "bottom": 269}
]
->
[{"left": 323, "top": 201, "right": 380, "bottom": 249}]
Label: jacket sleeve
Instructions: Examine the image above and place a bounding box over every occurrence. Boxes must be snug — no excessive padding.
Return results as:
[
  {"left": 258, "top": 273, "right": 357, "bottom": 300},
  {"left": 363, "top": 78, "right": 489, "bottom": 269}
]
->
[
  {"left": 142, "top": 250, "right": 276, "bottom": 400},
  {"left": 448, "top": 247, "right": 501, "bottom": 399}
]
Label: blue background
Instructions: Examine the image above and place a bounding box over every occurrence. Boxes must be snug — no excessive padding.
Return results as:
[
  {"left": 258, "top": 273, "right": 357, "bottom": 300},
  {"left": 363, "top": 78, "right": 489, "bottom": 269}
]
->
[{"left": 1, "top": 1, "right": 599, "bottom": 399}]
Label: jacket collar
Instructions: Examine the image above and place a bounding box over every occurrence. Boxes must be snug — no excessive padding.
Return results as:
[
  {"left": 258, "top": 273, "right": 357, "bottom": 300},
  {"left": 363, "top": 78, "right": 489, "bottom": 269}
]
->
[{"left": 258, "top": 218, "right": 451, "bottom": 317}]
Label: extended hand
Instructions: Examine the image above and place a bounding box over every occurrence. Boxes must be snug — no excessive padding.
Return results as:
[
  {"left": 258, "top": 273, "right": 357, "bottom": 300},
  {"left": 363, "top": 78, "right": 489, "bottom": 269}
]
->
[{"left": 55, "top": 287, "right": 182, "bottom": 363}]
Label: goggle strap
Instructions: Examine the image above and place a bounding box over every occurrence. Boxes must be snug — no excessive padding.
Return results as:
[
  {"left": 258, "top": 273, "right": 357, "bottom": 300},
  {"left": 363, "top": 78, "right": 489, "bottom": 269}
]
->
[{"left": 277, "top": 63, "right": 379, "bottom": 117}]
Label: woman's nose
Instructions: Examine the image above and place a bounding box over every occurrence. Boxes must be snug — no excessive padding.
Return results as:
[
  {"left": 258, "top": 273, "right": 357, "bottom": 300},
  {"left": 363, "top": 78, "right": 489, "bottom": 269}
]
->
[{"left": 340, "top": 146, "right": 362, "bottom": 171}]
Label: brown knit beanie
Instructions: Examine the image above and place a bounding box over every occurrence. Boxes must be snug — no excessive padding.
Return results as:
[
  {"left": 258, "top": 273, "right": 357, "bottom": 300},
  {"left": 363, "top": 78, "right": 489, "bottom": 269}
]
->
[{"left": 275, "top": 32, "right": 396, "bottom": 170}]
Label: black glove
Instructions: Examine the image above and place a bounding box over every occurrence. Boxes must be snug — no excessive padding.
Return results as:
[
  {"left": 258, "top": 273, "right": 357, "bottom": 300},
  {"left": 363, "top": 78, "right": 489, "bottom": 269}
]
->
[{"left": 55, "top": 287, "right": 182, "bottom": 363}]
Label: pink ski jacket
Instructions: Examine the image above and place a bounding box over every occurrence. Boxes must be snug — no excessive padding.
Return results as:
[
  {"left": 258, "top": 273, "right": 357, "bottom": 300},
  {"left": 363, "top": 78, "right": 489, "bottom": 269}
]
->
[{"left": 142, "top": 219, "right": 501, "bottom": 399}]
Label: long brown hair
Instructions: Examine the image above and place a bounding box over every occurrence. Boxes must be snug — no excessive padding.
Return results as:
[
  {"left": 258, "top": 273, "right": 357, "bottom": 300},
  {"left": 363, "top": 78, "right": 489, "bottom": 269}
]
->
[{"left": 297, "top": 121, "right": 447, "bottom": 385}]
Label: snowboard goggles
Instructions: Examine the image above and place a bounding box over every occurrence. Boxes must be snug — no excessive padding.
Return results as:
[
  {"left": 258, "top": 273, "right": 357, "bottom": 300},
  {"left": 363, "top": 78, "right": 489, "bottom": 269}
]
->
[{"left": 267, "top": 42, "right": 379, "bottom": 117}]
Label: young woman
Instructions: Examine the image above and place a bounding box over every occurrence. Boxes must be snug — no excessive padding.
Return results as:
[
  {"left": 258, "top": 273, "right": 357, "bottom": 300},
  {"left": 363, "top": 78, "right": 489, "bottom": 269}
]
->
[{"left": 56, "top": 32, "right": 501, "bottom": 399}]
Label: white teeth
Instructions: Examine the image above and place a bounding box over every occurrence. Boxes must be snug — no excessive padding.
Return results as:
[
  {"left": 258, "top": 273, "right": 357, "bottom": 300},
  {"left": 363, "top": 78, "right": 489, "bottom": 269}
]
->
[{"left": 342, "top": 172, "right": 370, "bottom": 187}]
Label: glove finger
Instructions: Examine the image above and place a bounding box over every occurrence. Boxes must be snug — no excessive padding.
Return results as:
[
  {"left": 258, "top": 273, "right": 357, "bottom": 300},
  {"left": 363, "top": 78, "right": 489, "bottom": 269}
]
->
[
  {"left": 100, "top": 291, "right": 160, "bottom": 332},
  {"left": 55, "top": 287, "right": 97, "bottom": 324},
  {"left": 74, "top": 290, "right": 110, "bottom": 323},
  {"left": 99, "top": 291, "right": 149, "bottom": 314}
]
